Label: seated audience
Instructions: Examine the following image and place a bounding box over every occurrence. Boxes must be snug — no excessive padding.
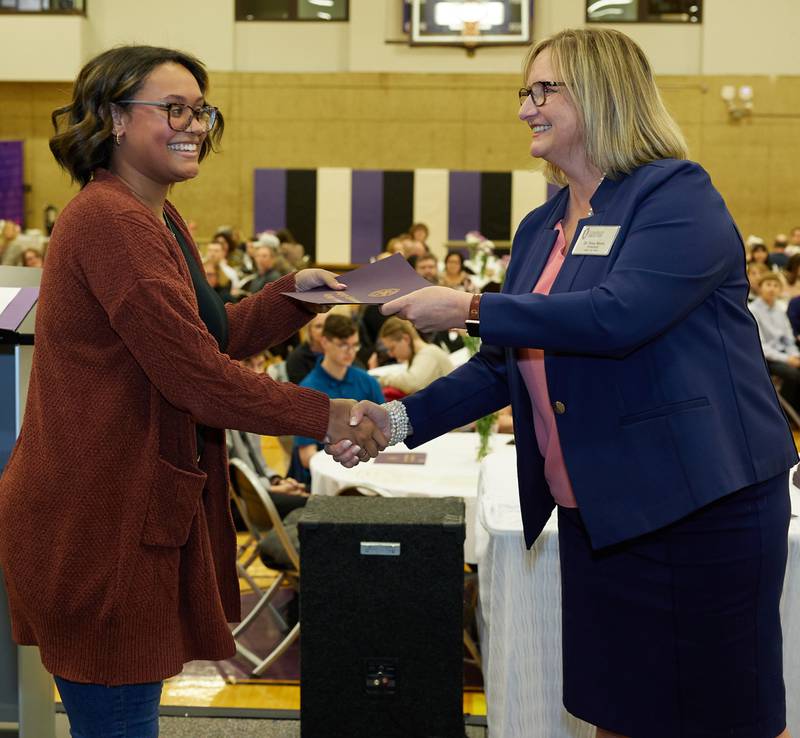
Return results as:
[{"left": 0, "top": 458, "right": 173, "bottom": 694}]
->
[
  {"left": 396, "top": 232, "right": 426, "bottom": 258},
  {"left": 248, "top": 241, "right": 283, "bottom": 293},
  {"left": 783, "top": 253, "right": 800, "bottom": 299},
  {"left": 385, "top": 236, "right": 406, "bottom": 255},
  {"left": 213, "top": 229, "right": 245, "bottom": 273},
  {"left": 441, "top": 251, "right": 476, "bottom": 292},
  {"left": 0, "top": 219, "right": 21, "bottom": 265},
  {"left": 376, "top": 317, "right": 454, "bottom": 395},
  {"left": 21, "top": 247, "right": 44, "bottom": 268},
  {"left": 769, "top": 235, "right": 790, "bottom": 269},
  {"left": 359, "top": 299, "right": 390, "bottom": 360},
  {"left": 285, "top": 312, "right": 326, "bottom": 385},
  {"left": 205, "top": 239, "right": 242, "bottom": 292},
  {"left": 293, "top": 315, "right": 384, "bottom": 478},
  {"left": 409, "top": 222, "right": 430, "bottom": 249},
  {"left": 414, "top": 253, "right": 440, "bottom": 285},
  {"left": 275, "top": 230, "right": 306, "bottom": 270},
  {"left": 203, "top": 260, "right": 234, "bottom": 303},
  {"left": 747, "top": 240, "right": 769, "bottom": 267},
  {"left": 747, "top": 262, "right": 769, "bottom": 302},
  {"left": 749, "top": 272, "right": 800, "bottom": 411},
  {"left": 787, "top": 226, "right": 800, "bottom": 257}
]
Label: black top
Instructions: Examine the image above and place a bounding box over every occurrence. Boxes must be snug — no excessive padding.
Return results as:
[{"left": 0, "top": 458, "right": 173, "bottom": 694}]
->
[
  {"left": 164, "top": 211, "right": 230, "bottom": 458},
  {"left": 164, "top": 211, "right": 229, "bottom": 352},
  {"left": 285, "top": 342, "right": 320, "bottom": 385}
]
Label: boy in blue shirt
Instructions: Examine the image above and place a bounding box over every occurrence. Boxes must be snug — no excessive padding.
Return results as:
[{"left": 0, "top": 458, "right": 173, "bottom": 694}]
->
[{"left": 293, "top": 314, "right": 384, "bottom": 476}]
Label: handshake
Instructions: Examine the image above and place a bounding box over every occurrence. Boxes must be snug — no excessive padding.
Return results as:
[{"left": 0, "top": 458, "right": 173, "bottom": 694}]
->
[{"left": 324, "top": 399, "right": 393, "bottom": 468}]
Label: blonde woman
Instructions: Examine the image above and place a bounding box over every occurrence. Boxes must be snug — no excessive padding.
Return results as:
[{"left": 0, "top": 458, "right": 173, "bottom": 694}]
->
[
  {"left": 376, "top": 317, "right": 453, "bottom": 394},
  {"left": 334, "top": 28, "right": 794, "bottom": 738}
]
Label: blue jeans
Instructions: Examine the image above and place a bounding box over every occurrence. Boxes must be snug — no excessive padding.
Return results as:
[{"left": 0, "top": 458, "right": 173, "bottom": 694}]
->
[{"left": 54, "top": 676, "right": 162, "bottom": 738}]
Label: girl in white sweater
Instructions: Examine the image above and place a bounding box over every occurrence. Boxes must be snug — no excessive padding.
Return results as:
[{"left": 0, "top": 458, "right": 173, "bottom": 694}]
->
[{"left": 377, "top": 317, "right": 453, "bottom": 394}]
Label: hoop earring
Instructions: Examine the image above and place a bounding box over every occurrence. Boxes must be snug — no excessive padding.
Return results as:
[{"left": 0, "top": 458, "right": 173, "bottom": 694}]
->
[{"left": 114, "top": 132, "right": 122, "bottom": 146}]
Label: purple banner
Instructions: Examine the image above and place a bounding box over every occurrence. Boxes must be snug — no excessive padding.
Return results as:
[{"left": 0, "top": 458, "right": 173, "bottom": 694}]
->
[
  {"left": 351, "top": 170, "right": 383, "bottom": 265},
  {"left": 448, "top": 171, "right": 481, "bottom": 240},
  {"left": 253, "top": 168, "right": 286, "bottom": 235},
  {"left": 0, "top": 141, "right": 24, "bottom": 227}
]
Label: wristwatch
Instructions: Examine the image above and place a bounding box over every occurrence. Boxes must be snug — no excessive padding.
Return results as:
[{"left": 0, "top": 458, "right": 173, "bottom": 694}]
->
[{"left": 465, "top": 293, "right": 482, "bottom": 337}]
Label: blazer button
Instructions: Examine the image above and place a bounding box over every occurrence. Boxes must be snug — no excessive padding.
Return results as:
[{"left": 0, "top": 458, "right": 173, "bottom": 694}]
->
[{"left": 553, "top": 401, "right": 566, "bottom": 415}]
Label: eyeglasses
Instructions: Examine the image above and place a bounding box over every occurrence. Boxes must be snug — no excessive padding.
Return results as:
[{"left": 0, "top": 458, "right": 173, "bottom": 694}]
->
[
  {"left": 331, "top": 340, "right": 360, "bottom": 353},
  {"left": 518, "top": 81, "right": 563, "bottom": 107},
  {"left": 116, "top": 100, "right": 219, "bottom": 132}
]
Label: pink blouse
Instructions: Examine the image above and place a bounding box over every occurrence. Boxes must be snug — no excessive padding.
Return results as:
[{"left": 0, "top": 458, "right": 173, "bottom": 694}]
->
[{"left": 517, "top": 221, "right": 578, "bottom": 508}]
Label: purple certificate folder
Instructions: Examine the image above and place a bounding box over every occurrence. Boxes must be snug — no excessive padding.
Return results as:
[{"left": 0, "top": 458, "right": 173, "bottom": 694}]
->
[
  {"left": 0, "top": 287, "right": 39, "bottom": 332},
  {"left": 282, "top": 253, "right": 432, "bottom": 305}
]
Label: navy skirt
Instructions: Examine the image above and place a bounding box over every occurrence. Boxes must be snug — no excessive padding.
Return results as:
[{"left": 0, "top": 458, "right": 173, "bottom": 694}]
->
[{"left": 558, "top": 472, "right": 791, "bottom": 738}]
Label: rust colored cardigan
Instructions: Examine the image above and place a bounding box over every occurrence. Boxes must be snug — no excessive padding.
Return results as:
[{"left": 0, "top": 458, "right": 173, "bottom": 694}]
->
[{"left": 0, "top": 171, "right": 330, "bottom": 685}]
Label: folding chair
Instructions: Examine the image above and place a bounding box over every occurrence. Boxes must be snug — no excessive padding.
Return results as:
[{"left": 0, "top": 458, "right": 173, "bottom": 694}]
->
[
  {"left": 229, "top": 458, "right": 301, "bottom": 676},
  {"left": 772, "top": 375, "right": 800, "bottom": 429},
  {"left": 230, "top": 488, "right": 268, "bottom": 597}
]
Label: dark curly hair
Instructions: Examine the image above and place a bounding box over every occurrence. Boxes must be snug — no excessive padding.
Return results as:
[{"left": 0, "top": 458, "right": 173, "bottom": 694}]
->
[{"left": 50, "top": 45, "right": 224, "bottom": 188}]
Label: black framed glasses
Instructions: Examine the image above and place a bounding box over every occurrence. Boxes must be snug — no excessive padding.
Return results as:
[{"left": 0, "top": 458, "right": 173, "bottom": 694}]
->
[
  {"left": 116, "top": 100, "right": 219, "bottom": 132},
  {"left": 518, "top": 81, "right": 564, "bottom": 107},
  {"left": 331, "top": 339, "right": 361, "bottom": 353}
]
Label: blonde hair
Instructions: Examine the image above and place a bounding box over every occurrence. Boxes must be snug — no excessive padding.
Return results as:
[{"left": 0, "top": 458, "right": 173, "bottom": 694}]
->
[
  {"left": 757, "top": 271, "right": 782, "bottom": 288},
  {"left": 202, "top": 258, "right": 230, "bottom": 288},
  {"left": 379, "top": 317, "right": 422, "bottom": 365},
  {"left": 523, "top": 28, "right": 688, "bottom": 186}
]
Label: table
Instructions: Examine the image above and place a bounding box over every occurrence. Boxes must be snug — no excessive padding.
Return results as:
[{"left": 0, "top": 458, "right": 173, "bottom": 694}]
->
[
  {"left": 475, "top": 446, "right": 800, "bottom": 738},
  {"left": 309, "top": 432, "right": 514, "bottom": 564}
]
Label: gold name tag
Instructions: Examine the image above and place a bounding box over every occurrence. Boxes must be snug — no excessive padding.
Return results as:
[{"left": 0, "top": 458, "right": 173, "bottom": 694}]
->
[{"left": 572, "top": 225, "right": 620, "bottom": 256}]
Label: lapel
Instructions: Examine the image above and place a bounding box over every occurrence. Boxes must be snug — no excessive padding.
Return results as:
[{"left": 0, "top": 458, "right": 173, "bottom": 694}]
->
[
  {"left": 551, "top": 176, "right": 622, "bottom": 294},
  {"left": 507, "top": 187, "right": 568, "bottom": 295}
]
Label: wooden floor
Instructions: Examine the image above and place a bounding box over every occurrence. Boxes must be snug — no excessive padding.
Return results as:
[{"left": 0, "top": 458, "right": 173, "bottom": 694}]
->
[{"left": 160, "top": 435, "right": 486, "bottom": 715}]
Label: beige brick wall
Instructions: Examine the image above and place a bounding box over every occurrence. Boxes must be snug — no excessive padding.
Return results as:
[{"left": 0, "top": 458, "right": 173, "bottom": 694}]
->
[{"left": 2, "top": 71, "right": 798, "bottom": 245}]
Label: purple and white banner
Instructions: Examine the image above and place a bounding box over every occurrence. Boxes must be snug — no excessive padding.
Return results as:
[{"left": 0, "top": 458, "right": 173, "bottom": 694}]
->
[
  {"left": 0, "top": 141, "right": 24, "bottom": 227},
  {"left": 254, "top": 166, "right": 550, "bottom": 264}
]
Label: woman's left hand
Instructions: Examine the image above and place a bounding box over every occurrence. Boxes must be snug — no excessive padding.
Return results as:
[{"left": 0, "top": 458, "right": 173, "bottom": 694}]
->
[
  {"left": 294, "top": 268, "right": 346, "bottom": 313},
  {"left": 382, "top": 286, "right": 472, "bottom": 333},
  {"left": 294, "top": 268, "right": 345, "bottom": 292}
]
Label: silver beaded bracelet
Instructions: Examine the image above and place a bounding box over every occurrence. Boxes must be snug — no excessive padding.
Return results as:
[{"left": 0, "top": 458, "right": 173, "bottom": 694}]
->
[{"left": 381, "top": 400, "right": 413, "bottom": 446}]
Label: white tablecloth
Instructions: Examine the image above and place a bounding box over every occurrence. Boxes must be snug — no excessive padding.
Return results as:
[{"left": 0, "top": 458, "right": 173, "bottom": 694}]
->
[
  {"left": 309, "top": 432, "right": 514, "bottom": 564},
  {"left": 476, "top": 446, "right": 800, "bottom": 738}
]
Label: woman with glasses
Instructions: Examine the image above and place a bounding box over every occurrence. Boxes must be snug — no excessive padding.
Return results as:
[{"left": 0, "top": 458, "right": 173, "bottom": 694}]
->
[
  {"left": 331, "top": 28, "right": 795, "bottom": 738},
  {"left": 0, "top": 45, "right": 386, "bottom": 737}
]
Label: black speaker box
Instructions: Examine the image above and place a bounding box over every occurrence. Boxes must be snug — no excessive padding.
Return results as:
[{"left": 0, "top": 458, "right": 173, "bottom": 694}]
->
[{"left": 299, "top": 495, "right": 466, "bottom": 738}]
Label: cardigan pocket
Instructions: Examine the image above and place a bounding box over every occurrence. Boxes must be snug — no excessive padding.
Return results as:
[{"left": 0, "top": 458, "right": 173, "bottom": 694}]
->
[{"left": 141, "top": 456, "right": 207, "bottom": 547}]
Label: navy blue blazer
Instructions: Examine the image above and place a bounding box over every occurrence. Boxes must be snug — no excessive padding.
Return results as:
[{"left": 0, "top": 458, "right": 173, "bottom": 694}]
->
[{"left": 403, "top": 159, "right": 797, "bottom": 549}]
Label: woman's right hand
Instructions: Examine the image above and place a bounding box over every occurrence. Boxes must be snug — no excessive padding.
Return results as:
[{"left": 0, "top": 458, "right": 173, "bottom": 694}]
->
[
  {"left": 325, "top": 398, "right": 388, "bottom": 463},
  {"left": 325, "top": 401, "right": 391, "bottom": 467}
]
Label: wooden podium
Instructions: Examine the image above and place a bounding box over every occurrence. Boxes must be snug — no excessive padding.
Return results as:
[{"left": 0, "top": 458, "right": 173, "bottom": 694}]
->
[{"left": 0, "top": 266, "right": 54, "bottom": 738}]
